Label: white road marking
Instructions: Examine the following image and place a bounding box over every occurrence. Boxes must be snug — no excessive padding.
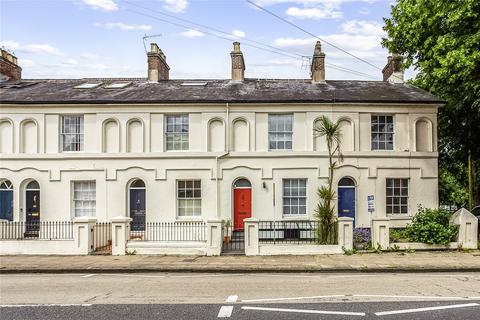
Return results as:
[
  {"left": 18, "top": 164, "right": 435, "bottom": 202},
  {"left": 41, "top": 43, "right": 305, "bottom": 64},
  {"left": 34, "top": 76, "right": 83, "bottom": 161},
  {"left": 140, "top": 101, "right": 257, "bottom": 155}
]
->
[
  {"left": 375, "top": 303, "right": 479, "bottom": 316},
  {"left": 81, "top": 274, "right": 96, "bottom": 278},
  {"left": 242, "top": 306, "right": 365, "bottom": 316},
  {"left": 353, "top": 294, "right": 468, "bottom": 300},
  {"left": 226, "top": 295, "right": 238, "bottom": 303},
  {"left": 217, "top": 306, "right": 233, "bottom": 318},
  {"left": 98, "top": 274, "right": 166, "bottom": 279},
  {"left": 0, "top": 304, "right": 92, "bottom": 308},
  {"left": 241, "top": 294, "right": 345, "bottom": 303}
]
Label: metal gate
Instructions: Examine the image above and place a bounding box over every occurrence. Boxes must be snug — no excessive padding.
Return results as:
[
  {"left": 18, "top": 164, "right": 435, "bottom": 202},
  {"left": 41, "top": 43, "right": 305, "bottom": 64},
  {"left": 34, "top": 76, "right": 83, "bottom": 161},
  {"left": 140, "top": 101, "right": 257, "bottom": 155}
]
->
[
  {"left": 221, "top": 223, "right": 245, "bottom": 255},
  {"left": 92, "top": 222, "right": 112, "bottom": 254}
]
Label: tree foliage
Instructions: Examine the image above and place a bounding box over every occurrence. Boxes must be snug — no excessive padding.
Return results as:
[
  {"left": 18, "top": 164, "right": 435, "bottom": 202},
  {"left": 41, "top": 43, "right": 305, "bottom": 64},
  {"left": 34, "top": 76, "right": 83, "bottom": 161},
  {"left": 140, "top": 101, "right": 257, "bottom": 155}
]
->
[{"left": 383, "top": 0, "right": 480, "bottom": 207}]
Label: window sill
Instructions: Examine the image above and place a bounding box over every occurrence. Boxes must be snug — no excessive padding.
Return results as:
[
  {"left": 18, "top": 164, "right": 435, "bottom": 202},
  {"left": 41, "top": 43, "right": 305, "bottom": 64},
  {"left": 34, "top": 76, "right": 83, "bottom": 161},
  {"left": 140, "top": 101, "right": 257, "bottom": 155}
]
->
[
  {"left": 175, "top": 217, "right": 203, "bottom": 222},
  {"left": 281, "top": 215, "right": 309, "bottom": 220},
  {"left": 387, "top": 214, "right": 412, "bottom": 220}
]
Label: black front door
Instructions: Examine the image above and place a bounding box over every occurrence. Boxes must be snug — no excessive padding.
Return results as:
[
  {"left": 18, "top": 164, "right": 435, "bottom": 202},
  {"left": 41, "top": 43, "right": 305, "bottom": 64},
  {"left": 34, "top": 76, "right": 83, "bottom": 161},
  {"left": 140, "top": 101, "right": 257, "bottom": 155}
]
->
[
  {"left": 25, "top": 190, "right": 40, "bottom": 236},
  {"left": 130, "top": 188, "right": 145, "bottom": 231}
]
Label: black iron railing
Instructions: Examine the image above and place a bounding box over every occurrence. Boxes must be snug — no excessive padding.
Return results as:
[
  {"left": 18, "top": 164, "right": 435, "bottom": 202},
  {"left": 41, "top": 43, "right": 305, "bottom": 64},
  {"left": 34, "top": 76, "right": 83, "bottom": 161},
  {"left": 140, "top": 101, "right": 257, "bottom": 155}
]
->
[
  {"left": 221, "top": 223, "right": 245, "bottom": 253},
  {"left": 0, "top": 221, "right": 74, "bottom": 240},
  {"left": 259, "top": 220, "right": 338, "bottom": 245},
  {"left": 129, "top": 222, "right": 207, "bottom": 242},
  {"left": 92, "top": 222, "right": 112, "bottom": 254}
]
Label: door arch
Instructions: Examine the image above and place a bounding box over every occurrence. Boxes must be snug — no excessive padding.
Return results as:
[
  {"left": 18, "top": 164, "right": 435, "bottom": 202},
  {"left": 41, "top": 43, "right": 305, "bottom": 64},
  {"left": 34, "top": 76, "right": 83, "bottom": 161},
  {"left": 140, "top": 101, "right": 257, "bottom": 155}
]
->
[
  {"left": 25, "top": 180, "right": 40, "bottom": 236},
  {"left": 233, "top": 178, "right": 252, "bottom": 230},
  {"left": 0, "top": 180, "right": 14, "bottom": 221},
  {"left": 128, "top": 179, "right": 146, "bottom": 232},
  {"left": 337, "top": 177, "right": 356, "bottom": 226}
]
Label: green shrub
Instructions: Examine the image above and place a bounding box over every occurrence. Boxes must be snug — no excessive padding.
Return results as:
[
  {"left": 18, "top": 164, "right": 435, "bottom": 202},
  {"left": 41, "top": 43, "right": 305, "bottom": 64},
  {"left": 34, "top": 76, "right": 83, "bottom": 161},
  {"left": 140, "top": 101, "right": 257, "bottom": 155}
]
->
[
  {"left": 390, "top": 228, "right": 409, "bottom": 243},
  {"left": 404, "top": 207, "right": 458, "bottom": 245}
]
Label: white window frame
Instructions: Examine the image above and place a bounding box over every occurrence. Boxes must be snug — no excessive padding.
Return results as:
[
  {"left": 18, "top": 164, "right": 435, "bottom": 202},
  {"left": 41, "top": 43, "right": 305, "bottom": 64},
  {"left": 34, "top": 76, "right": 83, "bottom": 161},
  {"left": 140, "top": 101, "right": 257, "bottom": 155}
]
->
[
  {"left": 72, "top": 180, "right": 96, "bottom": 218},
  {"left": 282, "top": 178, "right": 307, "bottom": 216},
  {"left": 176, "top": 179, "right": 201, "bottom": 218},
  {"left": 61, "top": 115, "right": 84, "bottom": 152},
  {"left": 371, "top": 114, "right": 394, "bottom": 151},
  {"left": 165, "top": 114, "right": 189, "bottom": 151},
  {"left": 386, "top": 178, "right": 409, "bottom": 215},
  {"left": 268, "top": 114, "right": 293, "bottom": 151}
]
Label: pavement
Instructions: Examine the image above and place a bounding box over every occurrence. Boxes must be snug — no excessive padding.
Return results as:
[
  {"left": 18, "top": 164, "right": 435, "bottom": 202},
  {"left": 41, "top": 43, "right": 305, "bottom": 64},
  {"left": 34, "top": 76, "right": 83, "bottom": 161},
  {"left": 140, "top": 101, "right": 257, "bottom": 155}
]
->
[{"left": 1, "top": 251, "right": 480, "bottom": 273}]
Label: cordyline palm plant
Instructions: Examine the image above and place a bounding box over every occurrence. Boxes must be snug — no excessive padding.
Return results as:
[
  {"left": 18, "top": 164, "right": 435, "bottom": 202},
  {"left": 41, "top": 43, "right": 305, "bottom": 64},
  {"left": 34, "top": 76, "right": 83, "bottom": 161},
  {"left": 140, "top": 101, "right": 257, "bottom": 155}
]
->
[{"left": 314, "top": 116, "right": 344, "bottom": 244}]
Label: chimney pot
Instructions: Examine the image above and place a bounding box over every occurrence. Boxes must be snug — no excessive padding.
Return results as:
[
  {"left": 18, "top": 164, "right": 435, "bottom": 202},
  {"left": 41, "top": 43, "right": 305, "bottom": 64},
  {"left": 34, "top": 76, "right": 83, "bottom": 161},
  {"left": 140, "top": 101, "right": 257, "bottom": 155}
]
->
[
  {"left": 0, "top": 49, "right": 22, "bottom": 81},
  {"left": 230, "top": 42, "right": 245, "bottom": 82},
  {"left": 311, "top": 41, "right": 325, "bottom": 83},
  {"left": 147, "top": 42, "right": 170, "bottom": 82}
]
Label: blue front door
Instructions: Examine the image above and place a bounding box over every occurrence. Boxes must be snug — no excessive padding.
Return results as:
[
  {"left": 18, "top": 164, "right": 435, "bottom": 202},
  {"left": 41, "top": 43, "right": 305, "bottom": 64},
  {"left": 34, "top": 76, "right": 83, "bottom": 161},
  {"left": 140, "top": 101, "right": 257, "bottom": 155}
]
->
[
  {"left": 338, "top": 187, "right": 355, "bottom": 225},
  {"left": 0, "top": 190, "right": 13, "bottom": 221}
]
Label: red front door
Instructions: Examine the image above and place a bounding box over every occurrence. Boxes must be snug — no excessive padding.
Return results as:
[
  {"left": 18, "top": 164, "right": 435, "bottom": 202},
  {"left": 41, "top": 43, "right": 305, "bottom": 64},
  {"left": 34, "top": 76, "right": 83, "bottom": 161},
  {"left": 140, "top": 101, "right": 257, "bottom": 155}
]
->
[{"left": 234, "top": 188, "right": 252, "bottom": 230}]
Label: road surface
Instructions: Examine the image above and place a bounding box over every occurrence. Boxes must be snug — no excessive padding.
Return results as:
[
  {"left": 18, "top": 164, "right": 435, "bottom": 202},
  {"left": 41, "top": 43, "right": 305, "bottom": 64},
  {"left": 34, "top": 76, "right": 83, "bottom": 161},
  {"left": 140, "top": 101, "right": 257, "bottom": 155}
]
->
[{"left": 1, "top": 272, "right": 479, "bottom": 319}]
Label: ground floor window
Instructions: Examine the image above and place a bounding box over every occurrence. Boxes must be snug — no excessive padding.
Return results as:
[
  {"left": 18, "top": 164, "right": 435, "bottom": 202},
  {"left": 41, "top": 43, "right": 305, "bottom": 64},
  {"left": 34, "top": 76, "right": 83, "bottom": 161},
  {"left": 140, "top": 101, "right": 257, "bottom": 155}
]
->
[
  {"left": 177, "top": 180, "right": 201, "bottom": 217},
  {"left": 386, "top": 178, "right": 408, "bottom": 214},
  {"left": 283, "top": 179, "right": 307, "bottom": 215},
  {"left": 73, "top": 181, "right": 96, "bottom": 217}
]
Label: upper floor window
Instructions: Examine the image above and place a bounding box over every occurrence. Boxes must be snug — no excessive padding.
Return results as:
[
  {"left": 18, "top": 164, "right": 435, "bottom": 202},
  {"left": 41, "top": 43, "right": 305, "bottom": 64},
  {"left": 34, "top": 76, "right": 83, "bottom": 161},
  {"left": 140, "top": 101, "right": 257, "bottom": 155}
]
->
[
  {"left": 269, "top": 114, "right": 293, "bottom": 150},
  {"left": 386, "top": 178, "right": 408, "bottom": 214},
  {"left": 371, "top": 115, "right": 394, "bottom": 150},
  {"left": 177, "top": 180, "right": 201, "bottom": 217},
  {"left": 61, "top": 115, "right": 84, "bottom": 152},
  {"left": 165, "top": 115, "right": 189, "bottom": 151},
  {"left": 283, "top": 179, "right": 307, "bottom": 215}
]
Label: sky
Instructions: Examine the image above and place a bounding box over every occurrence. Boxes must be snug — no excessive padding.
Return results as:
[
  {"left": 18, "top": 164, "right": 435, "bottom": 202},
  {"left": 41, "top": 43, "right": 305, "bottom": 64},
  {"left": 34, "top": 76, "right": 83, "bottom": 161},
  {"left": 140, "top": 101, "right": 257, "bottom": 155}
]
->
[{"left": 0, "top": 0, "right": 413, "bottom": 81}]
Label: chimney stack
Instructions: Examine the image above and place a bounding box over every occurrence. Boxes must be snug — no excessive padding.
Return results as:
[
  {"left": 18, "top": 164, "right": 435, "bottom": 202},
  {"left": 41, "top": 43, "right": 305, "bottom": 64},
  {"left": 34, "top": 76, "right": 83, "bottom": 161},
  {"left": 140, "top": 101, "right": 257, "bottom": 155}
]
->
[
  {"left": 0, "top": 49, "right": 22, "bottom": 81},
  {"left": 147, "top": 43, "right": 170, "bottom": 82},
  {"left": 382, "top": 54, "right": 404, "bottom": 83},
  {"left": 311, "top": 41, "right": 325, "bottom": 83},
  {"left": 230, "top": 42, "right": 245, "bottom": 82}
]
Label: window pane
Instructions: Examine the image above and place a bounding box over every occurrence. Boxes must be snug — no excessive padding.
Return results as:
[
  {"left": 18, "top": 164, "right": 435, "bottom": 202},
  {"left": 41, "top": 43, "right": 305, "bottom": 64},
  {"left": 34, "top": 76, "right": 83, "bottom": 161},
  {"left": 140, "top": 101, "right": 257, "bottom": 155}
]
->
[
  {"left": 385, "top": 178, "right": 408, "bottom": 215},
  {"left": 269, "top": 114, "right": 293, "bottom": 150},
  {"left": 177, "top": 180, "right": 201, "bottom": 217}
]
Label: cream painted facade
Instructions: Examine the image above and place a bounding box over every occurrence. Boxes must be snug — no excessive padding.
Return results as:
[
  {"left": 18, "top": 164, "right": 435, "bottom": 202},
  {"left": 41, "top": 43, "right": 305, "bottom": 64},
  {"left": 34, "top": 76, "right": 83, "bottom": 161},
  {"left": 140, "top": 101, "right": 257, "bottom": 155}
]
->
[{"left": 0, "top": 102, "right": 439, "bottom": 228}]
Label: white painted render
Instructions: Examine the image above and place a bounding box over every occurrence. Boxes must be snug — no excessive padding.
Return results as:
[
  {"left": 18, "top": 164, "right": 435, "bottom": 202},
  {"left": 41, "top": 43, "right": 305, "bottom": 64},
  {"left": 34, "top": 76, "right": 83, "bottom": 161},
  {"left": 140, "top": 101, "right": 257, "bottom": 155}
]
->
[{"left": 0, "top": 102, "right": 439, "bottom": 227}]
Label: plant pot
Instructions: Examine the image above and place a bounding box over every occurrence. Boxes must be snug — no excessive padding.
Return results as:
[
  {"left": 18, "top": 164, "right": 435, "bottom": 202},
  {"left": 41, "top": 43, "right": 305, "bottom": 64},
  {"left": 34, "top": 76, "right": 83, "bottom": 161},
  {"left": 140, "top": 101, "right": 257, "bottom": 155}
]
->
[{"left": 223, "top": 236, "right": 230, "bottom": 244}]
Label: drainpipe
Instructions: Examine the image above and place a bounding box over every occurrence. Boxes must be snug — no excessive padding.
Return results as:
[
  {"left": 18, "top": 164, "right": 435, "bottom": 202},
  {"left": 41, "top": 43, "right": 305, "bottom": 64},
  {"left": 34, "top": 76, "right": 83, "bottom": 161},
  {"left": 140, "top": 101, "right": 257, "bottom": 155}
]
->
[{"left": 215, "top": 103, "right": 230, "bottom": 219}]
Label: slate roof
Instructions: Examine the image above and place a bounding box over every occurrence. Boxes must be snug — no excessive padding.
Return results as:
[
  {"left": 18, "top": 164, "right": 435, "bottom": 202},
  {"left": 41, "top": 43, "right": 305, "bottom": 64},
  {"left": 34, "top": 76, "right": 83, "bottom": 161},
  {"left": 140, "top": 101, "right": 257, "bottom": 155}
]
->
[{"left": 0, "top": 78, "right": 443, "bottom": 104}]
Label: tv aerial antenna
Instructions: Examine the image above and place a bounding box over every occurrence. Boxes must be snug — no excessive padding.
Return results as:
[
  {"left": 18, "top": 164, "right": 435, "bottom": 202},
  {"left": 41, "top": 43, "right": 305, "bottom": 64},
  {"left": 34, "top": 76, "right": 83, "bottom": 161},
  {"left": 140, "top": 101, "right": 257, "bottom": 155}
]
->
[{"left": 142, "top": 33, "right": 163, "bottom": 55}]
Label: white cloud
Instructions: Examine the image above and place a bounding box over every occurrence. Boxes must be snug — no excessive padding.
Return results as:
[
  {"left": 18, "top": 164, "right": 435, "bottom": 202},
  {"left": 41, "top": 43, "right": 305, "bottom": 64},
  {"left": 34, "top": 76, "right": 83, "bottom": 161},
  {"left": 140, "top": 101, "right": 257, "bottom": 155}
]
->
[
  {"left": 285, "top": 6, "right": 343, "bottom": 19},
  {"left": 81, "top": 0, "right": 118, "bottom": 11},
  {"left": 162, "top": 0, "right": 188, "bottom": 13},
  {"left": 62, "top": 59, "right": 78, "bottom": 66},
  {"left": 273, "top": 34, "right": 381, "bottom": 52},
  {"left": 18, "top": 59, "right": 35, "bottom": 68},
  {"left": 341, "top": 20, "right": 385, "bottom": 36},
  {"left": 80, "top": 52, "right": 100, "bottom": 60},
  {"left": 95, "top": 22, "right": 152, "bottom": 31},
  {"left": 232, "top": 30, "right": 246, "bottom": 38},
  {"left": 180, "top": 29, "right": 205, "bottom": 38},
  {"left": 0, "top": 40, "right": 64, "bottom": 56}
]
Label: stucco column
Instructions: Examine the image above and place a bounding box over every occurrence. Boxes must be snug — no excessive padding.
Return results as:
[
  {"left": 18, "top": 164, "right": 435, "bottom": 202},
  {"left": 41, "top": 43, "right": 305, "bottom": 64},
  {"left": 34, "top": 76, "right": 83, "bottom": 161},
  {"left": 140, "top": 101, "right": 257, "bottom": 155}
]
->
[
  {"left": 110, "top": 216, "right": 132, "bottom": 256},
  {"left": 450, "top": 208, "right": 478, "bottom": 249},
  {"left": 371, "top": 217, "right": 390, "bottom": 250},
  {"left": 337, "top": 217, "right": 354, "bottom": 250},
  {"left": 73, "top": 217, "right": 97, "bottom": 255},
  {"left": 206, "top": 219, "right": 222, "bottom": 256},
  {"left": 244, "top": 218, "right": 259, "bottom": 256}
]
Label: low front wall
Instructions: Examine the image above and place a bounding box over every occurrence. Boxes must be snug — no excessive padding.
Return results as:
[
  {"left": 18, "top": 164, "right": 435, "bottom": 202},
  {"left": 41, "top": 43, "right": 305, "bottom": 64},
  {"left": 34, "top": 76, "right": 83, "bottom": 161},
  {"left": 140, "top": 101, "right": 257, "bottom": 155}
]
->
[
  {"left": 393, "top": 242, "right": 458, "bottom": 251},
  {"left": 126, "top": 241, "right": 209, "bottom": 255},
  {"left": 0, "top": 239, "right": 82, "bottom": 255},
  {"left": 258, "top": 244, "right": 343, "bottom": 255}
]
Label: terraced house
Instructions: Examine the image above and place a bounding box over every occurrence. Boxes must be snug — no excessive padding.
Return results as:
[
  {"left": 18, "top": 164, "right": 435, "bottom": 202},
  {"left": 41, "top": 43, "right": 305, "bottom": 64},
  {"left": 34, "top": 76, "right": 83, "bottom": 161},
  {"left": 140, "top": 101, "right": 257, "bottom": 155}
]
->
[{"left": 0, "top": 42, "right": 442, "bottom": 254}]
